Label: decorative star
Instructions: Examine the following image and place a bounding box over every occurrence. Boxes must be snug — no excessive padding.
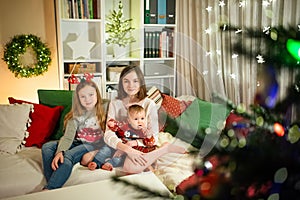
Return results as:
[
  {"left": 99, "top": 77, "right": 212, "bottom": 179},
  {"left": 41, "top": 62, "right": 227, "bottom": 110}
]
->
[
  {"left": 205, "top": 28, "right": 212, "bottom": 34},
  {"left": 217, "top": 70, "right": 222, "bottom": 76},
  {"left": 239, "top": 1, "right": 246, "bottom": 7},
  {"left": 232, "top": 54, "right": 238, "bottom": 58},
  {"left": 256, "top": 54, "right": 265, "bottom": 63},
  {"left": 206, "top": 6, "right": 212, "bottom": 12},
  {"left": 263, "top": 26, "right": 271, "bottom": 34},
  {"left": 216, "top": 50, "right": 222, "bottom": 55},
  {"left": 202, "top": 70, "right": 208, "bottom": 75},
  {"left": 262, "top": 0, "right": 270, "bottom": 7},
  {"left": 206, "top": 51, "right": 212, "bottom": 56},
  {"left": 67, "top": 34, "right": 95, "bottom": 59},
  {"left": 229, "top": 73, "right": 237, "bottom": 79},
  {"left": 222, "top": 24, "right": 227, "bottom": 31},
  {"left": 219, "top": 1, "right": 225, "bottom": 7},
  {"left": 235, "top": 29, "right": 242, "bottom": 34}
]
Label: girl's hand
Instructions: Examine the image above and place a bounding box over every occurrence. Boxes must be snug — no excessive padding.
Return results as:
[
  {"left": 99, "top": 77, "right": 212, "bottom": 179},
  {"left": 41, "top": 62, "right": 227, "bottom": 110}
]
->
[
  {"left": 126, "top": 148, "right": 147, "bottom": 166},
  {"left": 51, "top": 151, "right": 64, "bottom": 171}
]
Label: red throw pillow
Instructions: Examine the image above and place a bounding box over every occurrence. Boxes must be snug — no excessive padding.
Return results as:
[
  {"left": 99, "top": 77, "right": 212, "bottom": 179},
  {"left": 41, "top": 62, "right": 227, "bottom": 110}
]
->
[
  {"left": 160, "top": 94, "right": 192, "bottom": 118},
  {"left": 8, "top": 97, "right": 63, "bottom": 148}
]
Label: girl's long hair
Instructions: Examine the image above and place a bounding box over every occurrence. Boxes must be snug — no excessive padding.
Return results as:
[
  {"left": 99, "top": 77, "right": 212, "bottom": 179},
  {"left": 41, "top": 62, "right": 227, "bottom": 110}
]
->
[
  {"left": 117, "top": 65, "right": 147, "bottom": 100},
  {"left": 64, "top": 80, "right": 106, "bottom": 131}
]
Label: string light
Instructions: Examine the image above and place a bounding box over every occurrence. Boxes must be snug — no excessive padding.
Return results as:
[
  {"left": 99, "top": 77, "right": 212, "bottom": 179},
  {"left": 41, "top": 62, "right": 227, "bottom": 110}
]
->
[
  {"left": 202, "top": 70, "right": 209, "bottom": 75},
  {"left": 235, "top": 29, "right": 242, "bottom": 34},
  {"left": 232, "top": 54, "right": 238, "bottom": 58},
  {"left": 239, "top": 1, "right": 246, "bottom": 7},
  {"left": 205, "top": 28, "right": 212, "bottom": 34},
  {"left": 206, "top": 51, "right": 212, "bottom": 56},
  {"left": 256, "top": 55, "right": 265, "bottom": 63},
  {"left": 263, "top": 26, "right": 271, "bottom": 34},
  {"left": 219, "top": 1, "right": 225, "bottom": 7},
  {"left": 206, "top": 6, "right": 212, "bottom": 12},
  {"left": 262, "top": 0, "right": 271, "bottom": 7},
  {"left": 229, "top": 73, "right": 237, "bottom": 79}
]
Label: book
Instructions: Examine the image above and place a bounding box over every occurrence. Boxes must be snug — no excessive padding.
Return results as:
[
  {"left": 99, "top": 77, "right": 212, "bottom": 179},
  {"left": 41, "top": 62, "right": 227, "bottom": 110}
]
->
[{"left": 157, "top": 0, "right": 166, "bottom": 24}]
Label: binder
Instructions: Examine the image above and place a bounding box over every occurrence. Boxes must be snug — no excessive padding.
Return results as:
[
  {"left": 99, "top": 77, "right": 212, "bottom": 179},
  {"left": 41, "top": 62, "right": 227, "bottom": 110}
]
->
[
  {"left": 166, "top": 0, "right": 175, "bottom": 24},
  {"left": 168, "top": 30, "right": 174, "bottom": 57},
  {"left": 144, "top": 32, "right": 149, "bottom": 58},
  {"left": 154, "top": 31, "right": 160, "bottom": 57},
  {"left": 148, "top": 32, "right": 153, "bottom": 58},
  {"left": 157, "top": 0, "right": 166, "bottom": 24},
  {"left": 144, "top": 0, "right": 150, "bottom": 24},
  {"left": 149, "top": 0, "right": 158, "bottom": 24}
]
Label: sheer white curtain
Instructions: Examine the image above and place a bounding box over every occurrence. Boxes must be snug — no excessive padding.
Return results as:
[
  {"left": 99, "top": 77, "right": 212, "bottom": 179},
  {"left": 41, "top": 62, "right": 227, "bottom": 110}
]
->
[{"left": 175, "top": 0, "right": 300, "bottom": 108}]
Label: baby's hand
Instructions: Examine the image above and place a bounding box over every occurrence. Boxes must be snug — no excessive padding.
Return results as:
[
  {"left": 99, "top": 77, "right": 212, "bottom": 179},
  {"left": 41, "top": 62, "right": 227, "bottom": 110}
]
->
[{"left": 143, "top": 136, "right": 155, "bottom": 147}]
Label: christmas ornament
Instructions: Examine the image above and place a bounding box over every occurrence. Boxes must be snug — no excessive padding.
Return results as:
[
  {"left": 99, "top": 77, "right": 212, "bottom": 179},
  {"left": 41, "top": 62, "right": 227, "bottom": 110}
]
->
[{"left": 286, "top": 39, "right": 300, "bottom": 61}]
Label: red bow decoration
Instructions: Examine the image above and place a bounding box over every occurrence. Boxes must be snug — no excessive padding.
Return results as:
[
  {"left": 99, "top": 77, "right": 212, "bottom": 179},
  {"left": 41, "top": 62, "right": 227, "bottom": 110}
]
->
[
  {"left": 67, "top": 73, "right": 94, "bottom": 84},
  {"left": 68, "top": 74, "right": 80, "bottom": 84}
]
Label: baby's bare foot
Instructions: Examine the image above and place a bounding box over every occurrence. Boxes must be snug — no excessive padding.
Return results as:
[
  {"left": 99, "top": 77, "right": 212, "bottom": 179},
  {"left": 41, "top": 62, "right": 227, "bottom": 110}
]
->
[
  {"left": 162, "top": 142, "right": 187, "bottom": 154},
  {"left": 101, "top": 162, "right": 113, "bottom": 171},
  {"left": 88, "top": 162, "right": 98, "bottom": 170}
]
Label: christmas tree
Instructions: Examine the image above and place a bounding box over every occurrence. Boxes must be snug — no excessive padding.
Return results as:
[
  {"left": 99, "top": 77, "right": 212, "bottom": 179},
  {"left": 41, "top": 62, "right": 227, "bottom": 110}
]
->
[
  {"left": 174, "top": 25, "right": 300, "bottom": 200},
  {"left": 106, "top": 1, "right": 135, "bottom": 47}
]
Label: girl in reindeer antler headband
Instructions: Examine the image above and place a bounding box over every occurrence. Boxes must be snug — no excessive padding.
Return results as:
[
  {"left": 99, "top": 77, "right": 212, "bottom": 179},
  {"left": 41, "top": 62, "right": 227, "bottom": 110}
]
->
[{"left": 41, "top": 75, "right": 106, "bottom": 190}]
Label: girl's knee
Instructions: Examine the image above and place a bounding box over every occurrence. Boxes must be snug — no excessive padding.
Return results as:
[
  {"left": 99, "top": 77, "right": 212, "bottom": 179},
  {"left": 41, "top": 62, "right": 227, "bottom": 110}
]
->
[{"left": 42, "top": 141, "right": 57, "bottom": 154}]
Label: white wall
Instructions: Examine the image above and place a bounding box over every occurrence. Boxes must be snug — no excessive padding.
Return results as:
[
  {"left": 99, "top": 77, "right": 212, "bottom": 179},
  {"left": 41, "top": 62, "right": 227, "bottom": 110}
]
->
[{"left": 0, "top": 0, "right": 60, "bottom": 104}]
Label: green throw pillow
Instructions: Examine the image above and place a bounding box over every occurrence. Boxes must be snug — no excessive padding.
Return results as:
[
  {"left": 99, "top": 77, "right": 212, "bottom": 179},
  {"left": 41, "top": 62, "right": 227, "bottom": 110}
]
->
[
  {"left": 38, "top": 90, "right": 73, "bottom": 140},
  {"left": 164, "top": 98, "right": 231, "bottom": 149}
]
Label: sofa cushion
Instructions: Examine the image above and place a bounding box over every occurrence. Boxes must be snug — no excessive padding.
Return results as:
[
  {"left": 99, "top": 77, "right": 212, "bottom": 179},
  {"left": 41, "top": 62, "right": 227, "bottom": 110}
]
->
[
  {"left": 164, "top": 98, "right": 231, "bottom": 149},
  {"left": 160, "top": 93, "right": 191, "bottom": 118},
  {"left": 8, "top": 97, "right": 63, "bottom": 147},
  {"left": 147, "top": 86, "right": 163, "bottom": 109},
  {"left": 157, "top": 94, "right": 192, "bottom": 132},
  {"left": 38, "top": 90, "right": 73, "bottom": 140},
  {"left": 0, "top": 104, "right": 33, "bottom": 154}
]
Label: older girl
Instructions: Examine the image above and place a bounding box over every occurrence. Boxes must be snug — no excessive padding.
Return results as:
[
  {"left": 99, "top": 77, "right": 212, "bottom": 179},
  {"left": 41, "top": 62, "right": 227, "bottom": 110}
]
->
[{"left": 82, "top": 66, "right": 186, "bottom": 174}]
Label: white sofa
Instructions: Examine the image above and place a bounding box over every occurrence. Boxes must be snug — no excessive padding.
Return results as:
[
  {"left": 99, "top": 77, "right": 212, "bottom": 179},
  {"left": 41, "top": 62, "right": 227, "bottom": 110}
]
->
[
  {"left": 0, "top": 89, "right": 202, "bottom": 199},
  {"left": 0, "top": 131, "right": 195, "bottom": 199}
]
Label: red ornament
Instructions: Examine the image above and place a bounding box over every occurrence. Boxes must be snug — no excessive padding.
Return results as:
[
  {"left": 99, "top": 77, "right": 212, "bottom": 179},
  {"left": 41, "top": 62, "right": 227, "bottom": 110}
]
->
[{"left": 273, "top": 122, "right": 285, "bottom": 137}]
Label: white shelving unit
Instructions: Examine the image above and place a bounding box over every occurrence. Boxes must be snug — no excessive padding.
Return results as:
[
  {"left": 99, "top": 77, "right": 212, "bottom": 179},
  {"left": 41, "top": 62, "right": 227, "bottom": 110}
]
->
[
  {"left": 55, "top": 0, "right": 176, "bottom": 98},
  {"left": 55, "top": 0, "right": 105, "bottom": 94}
]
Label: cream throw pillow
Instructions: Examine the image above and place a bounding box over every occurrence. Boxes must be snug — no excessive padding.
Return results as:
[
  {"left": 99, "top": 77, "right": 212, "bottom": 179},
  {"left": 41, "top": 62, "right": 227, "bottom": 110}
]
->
[{"left": 0, "top": 104, "right": 33, "bottom": 154}]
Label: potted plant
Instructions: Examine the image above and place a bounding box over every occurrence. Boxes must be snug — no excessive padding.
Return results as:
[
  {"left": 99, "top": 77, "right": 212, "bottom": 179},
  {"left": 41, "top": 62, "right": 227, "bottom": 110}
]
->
[{"left": 106, "top": 1, "right": 136, "bottom": 58}]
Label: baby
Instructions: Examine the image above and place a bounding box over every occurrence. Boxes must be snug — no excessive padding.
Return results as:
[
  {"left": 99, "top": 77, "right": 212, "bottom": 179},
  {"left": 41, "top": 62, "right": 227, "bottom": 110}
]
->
[{"left": 87, "top": 104, "right": 156, "bottom": 171}]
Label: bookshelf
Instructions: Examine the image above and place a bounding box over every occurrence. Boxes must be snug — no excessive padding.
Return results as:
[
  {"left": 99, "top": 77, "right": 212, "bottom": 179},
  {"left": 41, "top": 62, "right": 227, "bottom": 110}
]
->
[
  {"left": 55, "top": 0, "right": 176, "bottom": 98},
  {"left": 55, "top": 0, "right": 105, "bottom": 94},
  {"left": 142, "top": 0, "right": 176, "bottom": 96}
]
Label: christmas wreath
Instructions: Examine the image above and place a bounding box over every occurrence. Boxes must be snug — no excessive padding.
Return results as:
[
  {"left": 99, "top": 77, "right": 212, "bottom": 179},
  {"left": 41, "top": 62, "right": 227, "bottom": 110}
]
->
[{"left": 3, "top": 34, "right": 51, "bottom": 78}]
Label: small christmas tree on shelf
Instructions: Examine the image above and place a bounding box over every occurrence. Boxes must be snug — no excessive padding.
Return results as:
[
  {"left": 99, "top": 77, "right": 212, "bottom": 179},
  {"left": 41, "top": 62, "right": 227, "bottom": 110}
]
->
[{"left": 106, "top": 1, "right": 136, "bottom": 48}]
